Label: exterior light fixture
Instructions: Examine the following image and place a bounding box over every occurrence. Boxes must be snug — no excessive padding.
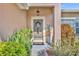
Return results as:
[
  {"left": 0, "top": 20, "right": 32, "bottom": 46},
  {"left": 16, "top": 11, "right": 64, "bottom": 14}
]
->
[{"left": 22, "top": 3, "right": 30, "bottom": 10}]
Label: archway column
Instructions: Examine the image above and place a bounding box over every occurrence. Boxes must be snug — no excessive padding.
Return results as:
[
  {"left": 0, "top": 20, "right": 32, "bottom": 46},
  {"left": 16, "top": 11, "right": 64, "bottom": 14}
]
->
[{"left": 54, "top": 4, "right": 61, "bottom": 46}]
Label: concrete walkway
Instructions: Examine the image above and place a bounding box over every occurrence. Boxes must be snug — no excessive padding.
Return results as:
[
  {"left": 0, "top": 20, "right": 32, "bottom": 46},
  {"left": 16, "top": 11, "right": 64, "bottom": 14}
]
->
[{"left": 31, "top": 44, "right": 50, "bottom": 56}]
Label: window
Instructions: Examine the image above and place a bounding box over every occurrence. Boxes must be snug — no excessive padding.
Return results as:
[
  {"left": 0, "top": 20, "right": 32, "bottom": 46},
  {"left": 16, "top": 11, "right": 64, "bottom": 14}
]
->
[
  {"left": 76, "top": 22, "right": 79, "bottom": 27},
  {"left": 75, "top": 19, "right": 79, "bottom": 35},
  {"left": 61, "top": 17, "right": 76, "bottom": 33},
  {"left": 76, "top": 28, "right": 79, "bottom": 35},
  {"left": 61, "top": 17, "right": 79, "bottom": 36},
  {"left": 61, "top": 18, "right": 75, "bottom": 28}
]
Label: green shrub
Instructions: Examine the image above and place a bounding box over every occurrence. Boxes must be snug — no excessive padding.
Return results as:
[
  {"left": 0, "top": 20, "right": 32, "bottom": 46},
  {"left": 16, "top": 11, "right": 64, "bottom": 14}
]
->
[
  {"left": 0, "top": 28, "right": 32, "bottom": 56},
  {"left": 9, "top": 28, "right": 32, "bottom": 55},
  {"left": 0, "top": 42, "right": 27, "bottom": 56}
]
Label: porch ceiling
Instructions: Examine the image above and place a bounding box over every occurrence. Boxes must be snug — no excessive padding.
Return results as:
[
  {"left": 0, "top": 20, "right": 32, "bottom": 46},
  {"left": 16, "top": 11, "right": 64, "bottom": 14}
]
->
[{"left": 16, "top": 3, "right": 55, "bottom": 10}]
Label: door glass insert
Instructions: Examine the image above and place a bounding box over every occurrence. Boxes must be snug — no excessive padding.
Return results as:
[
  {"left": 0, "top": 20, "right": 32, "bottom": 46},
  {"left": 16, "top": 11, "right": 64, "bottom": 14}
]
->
[
  {"left": 34, "top": 19, "right": 43, "bottom": 33},
  {"left": 33, "top": 19, "right": 43, "bottom": 39}
]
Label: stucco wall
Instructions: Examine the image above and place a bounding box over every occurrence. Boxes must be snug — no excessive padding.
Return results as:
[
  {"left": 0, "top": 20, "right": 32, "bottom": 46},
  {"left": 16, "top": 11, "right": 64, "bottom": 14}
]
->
[
  {"left": 62, "top": 12, "right": 79, "bottom": 17},
  {"left": 54, "top": 4, "right": 61, "bottom": 45},
  {"left": 0, "top": 4, "right": 27, "bottom": 40}
]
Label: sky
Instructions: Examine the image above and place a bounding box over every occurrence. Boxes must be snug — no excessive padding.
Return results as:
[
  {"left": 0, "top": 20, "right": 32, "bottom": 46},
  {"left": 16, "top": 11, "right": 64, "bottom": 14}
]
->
[{"left": 61, "top": 3, "right": 79, "bottom": 9}]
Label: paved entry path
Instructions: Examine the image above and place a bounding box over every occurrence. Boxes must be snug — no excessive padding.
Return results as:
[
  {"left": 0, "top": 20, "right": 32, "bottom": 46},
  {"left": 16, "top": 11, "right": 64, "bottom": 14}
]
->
[{"left": 31, "top": 44, "right": 50, "bottom": 56}]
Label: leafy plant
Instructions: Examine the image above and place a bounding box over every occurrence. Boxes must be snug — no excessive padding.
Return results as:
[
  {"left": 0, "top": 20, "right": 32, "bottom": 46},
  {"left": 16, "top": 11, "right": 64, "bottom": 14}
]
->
[
  {"left": 0, "top": 42, "right": 27, "bottom": 56},
  {"left": 0, "top": 28, "right": 32, "bottom": 56},
  {"left": 9, "top": 28, "right": 32, "bottom": 55}
]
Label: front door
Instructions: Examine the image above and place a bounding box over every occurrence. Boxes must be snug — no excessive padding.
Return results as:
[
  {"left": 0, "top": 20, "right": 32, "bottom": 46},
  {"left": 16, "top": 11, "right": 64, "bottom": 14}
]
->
[{"left": 32, "top": 16, "right": 45, "bottom": 44}]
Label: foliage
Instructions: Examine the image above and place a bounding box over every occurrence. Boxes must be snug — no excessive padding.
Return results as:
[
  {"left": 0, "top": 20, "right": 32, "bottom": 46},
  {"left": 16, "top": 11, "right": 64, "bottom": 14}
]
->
[
  {"left": 0, "top": 42, "right": 27, "bottom": 56},
  {"left": 0, "top": 28, "right": 32, "bottom": 56},
  {"left": 50, "top": 26, "right": 79, "bottom": 56},
  {"left": 61, "top": 24, "right": 75, "bottom": 45},
  {"left": 9, "top": 28, "right": 32, "bottom": 55},
  {"left": 51, "top": 39, "right": 79, "bottom": 56},
  {"left": 52, "top": 24, "right": 78, "bottom": 56}
]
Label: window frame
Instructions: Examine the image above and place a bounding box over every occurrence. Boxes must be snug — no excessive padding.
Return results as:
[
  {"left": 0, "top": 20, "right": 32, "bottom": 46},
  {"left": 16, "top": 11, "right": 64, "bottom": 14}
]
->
[{"left": 61, "top": 17, "right": 77, "bottom": 34}]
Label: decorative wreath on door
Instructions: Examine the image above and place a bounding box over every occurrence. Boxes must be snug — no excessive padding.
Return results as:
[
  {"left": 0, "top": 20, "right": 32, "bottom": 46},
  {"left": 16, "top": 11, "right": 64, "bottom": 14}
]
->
[{"left": 35, "top": 22, "right": 41, "bottom": 33}]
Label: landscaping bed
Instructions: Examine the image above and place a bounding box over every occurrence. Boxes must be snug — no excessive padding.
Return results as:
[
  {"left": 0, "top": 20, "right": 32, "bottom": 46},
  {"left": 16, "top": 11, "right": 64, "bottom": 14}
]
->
[{"left": 38, "top": 40, "right": 79, "bottom": 56}]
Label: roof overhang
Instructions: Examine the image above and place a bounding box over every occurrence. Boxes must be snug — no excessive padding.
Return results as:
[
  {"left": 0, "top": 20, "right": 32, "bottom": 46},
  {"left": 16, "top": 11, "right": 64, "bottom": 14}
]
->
[
  {"left": 62, "top": 9, "right": 79, "bottom": 12},
  {"left": 16, "top": 3, "right": 56, "bottom": 10}
]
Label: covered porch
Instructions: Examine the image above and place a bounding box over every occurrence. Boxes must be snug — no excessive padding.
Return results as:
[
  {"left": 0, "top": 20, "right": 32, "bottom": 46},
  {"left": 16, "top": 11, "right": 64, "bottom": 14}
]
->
[{"left": 17, "top": 3, "right": 61, "bottom": 45}]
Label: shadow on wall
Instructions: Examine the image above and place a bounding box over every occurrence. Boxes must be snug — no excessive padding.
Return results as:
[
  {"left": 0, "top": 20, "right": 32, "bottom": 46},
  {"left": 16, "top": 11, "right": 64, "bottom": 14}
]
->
[{"left": 0, "top": 32, "right": 6, "bottom": 41}]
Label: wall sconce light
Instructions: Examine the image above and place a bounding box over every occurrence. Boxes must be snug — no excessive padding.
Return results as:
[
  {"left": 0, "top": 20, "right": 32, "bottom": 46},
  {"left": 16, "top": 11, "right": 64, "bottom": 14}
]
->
[
  {"left": 22, "top": 3, "right": 30, "bottom": 10},
  {"left": 36, "top": 10, "right": 40, "bottom": 16},
  {"left": 37, "top": 10, "right": 40, "bottom": 13}
]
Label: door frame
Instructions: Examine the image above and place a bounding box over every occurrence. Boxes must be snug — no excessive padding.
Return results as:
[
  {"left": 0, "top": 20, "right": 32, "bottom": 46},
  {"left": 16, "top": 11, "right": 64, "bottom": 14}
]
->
[{"left": 31, "top": 16, "right": 46, "bottom": 44}]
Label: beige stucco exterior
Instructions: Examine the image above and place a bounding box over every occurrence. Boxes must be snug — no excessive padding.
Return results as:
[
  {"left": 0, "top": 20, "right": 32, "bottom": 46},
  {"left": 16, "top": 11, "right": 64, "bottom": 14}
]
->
[
  {"left": 0, "top": 3, "right": 61, "bottom": 45},
  {"left": 54, "top": 4, "right": 61, "bottom": 45},
  {"left": 62, "top": 12, "right": 79, "bottom": 17},
  {"left": 0, "top": 4, "right": 27, "bottom": 40}
]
